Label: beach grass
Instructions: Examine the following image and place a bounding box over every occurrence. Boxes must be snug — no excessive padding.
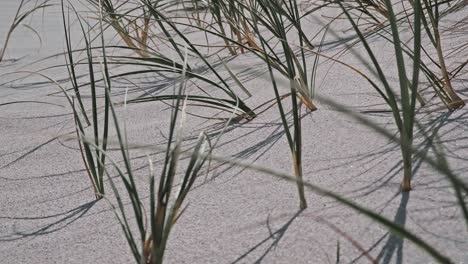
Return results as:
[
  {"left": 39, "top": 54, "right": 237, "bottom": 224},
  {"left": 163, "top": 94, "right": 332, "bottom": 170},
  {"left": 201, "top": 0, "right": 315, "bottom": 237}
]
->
[{"left": 1, "top": 0, "right": 467, "bottom": 263}]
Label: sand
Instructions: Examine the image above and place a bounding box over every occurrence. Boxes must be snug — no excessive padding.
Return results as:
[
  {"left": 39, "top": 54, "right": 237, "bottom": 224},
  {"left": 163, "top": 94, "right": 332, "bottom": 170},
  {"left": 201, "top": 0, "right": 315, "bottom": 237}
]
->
[{"left": 1, "top": 1, "right": 467, "bottom": 263}]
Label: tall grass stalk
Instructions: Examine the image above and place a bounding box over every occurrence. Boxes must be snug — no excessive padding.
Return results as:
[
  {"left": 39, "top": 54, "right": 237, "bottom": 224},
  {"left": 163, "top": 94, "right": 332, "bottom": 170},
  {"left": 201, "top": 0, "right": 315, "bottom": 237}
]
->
[
  {"left": 193, "top": 0, "right": 327, "bottom": 209},
  {"left": 245, "top": 0, "right": 322, "bottom": 209},
  {"left": 420, "top": 0, "right": 465, "bottom": 110},
  {"left": 332, "top": 0, "right": 464, "bottom": 112},
  {"left": 61, "top": 0, "right": 112, "bottom": 199},
  {"left": 339, "top": 0, "right": 423, "bottom": 191},
  {"left": 94, "top": 5, "right": 212, "bottom": 260},
  {"left": 88, "top": 39, "right": 210, "bottom": 263}
]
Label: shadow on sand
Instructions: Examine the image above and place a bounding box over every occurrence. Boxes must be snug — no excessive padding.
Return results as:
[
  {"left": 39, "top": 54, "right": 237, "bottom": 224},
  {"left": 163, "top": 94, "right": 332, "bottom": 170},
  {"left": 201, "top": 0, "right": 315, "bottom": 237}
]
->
[
  {"left": 0, "top": 200, "right": 96, "bottom": 242},
  {"left": 231, "top": 209, "right": 304, "bottom": 263}
]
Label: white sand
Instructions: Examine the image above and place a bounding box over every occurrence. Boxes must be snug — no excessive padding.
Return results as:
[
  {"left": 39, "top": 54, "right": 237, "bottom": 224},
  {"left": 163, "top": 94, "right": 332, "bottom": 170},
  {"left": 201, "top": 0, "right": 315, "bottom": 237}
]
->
[{"left": 1, "top": 1, "right": 467, "bottom": 263}]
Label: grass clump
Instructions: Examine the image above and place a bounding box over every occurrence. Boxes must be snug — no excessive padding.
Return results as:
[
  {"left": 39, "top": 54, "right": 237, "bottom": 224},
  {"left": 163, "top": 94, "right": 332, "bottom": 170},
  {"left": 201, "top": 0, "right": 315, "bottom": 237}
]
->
[{"left": 338, "top": 0, "right": 423, "bottom": 191}]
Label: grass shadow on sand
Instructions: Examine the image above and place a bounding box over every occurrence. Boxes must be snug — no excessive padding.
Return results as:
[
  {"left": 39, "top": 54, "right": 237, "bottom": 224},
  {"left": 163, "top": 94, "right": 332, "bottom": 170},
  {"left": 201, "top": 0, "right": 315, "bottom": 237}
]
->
[
  {"left": 376, "top": 192, "right": 410, "bottom": 264},
  {"left": 0, "top": 200, "right": 96, "bottom": 242},
  {"left": 231, "top": 209, "right": 304, "bottom": 263}
]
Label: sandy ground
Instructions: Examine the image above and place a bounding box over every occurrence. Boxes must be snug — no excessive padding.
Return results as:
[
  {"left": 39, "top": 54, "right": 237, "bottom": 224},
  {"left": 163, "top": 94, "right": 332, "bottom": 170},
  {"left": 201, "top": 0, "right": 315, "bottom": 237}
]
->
[{"left": 1, "top": 1, "right": 467, "bottom": 263}]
